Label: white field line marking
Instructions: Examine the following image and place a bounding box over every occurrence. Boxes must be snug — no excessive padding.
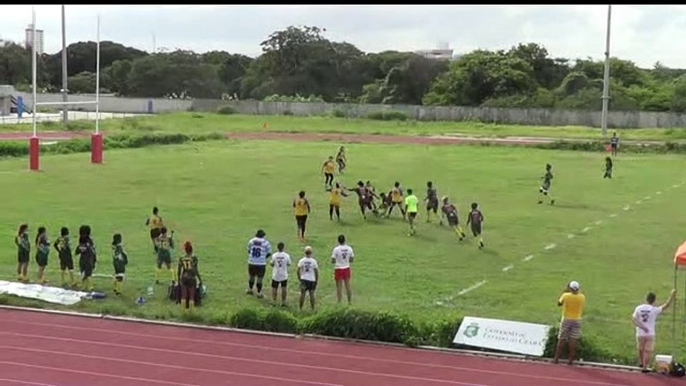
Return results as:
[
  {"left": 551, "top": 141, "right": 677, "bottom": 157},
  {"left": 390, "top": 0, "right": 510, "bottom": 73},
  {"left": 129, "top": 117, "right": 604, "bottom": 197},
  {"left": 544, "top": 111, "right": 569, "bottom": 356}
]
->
[
  {"left": 594, "top": 220, "right": 603, "bottom": 226},
  {"left": 544, "top": 243, "right": 557, "bottom": 251},
  {"left": 502, "top": 265, "right": 514, "bottom": 272},
  {"left": 523, "top": 254, "right": 535, "bottom": 262},
  {"left": 673, "top": 184, "right": 679, "bottom": 188},
  {"left": 609, "top": 213, "right": 618, "bottom": 218},
  {"left": 457, "top": 280, "right": 487, "bottom": 296},
  {"left": 567, "top": 234, "right": 575, "bottom": 239},
  {"left": 635, "top": 200, "right": 642, "bottom": 205},
  {"left": 644, "top": 196, "right": 651, "bottom": 200},
  {"left": 656, "top": 191, "right": 662, "bottom": 195},
  {"left": 623, "top": 205, "right": 631, "bottom": 211},
  {"left": 582, "top": 227, "right": 592, "bottom": 233}
]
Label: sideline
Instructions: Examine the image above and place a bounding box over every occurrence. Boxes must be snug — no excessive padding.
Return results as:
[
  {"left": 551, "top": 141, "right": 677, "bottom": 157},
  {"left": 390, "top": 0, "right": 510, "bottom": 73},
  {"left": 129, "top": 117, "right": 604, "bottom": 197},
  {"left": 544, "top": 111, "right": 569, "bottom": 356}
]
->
[{"left": 0, "top": 304, "right": 645, "bottom": 374}]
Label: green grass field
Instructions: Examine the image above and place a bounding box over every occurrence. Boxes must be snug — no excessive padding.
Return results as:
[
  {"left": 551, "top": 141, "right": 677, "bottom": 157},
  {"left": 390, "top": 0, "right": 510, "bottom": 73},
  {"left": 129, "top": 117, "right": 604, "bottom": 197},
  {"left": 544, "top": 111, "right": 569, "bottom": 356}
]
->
[
  {"left": 2, "top": 138, "right": 686, "bottom": 361},
  {"left": 5, "top": 112, "right": 686, "bottom": 142}
]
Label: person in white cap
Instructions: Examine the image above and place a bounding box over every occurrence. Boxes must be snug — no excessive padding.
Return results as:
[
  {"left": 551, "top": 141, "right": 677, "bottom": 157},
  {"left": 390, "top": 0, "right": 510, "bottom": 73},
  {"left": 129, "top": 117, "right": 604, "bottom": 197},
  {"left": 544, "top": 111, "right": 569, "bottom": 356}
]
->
[
  {"left": 553, "top": 280, "right": 586, "bottom": 365},
  {"left": 297, "top": 246, "right": 319, "bottom": 311},
  {"left": 632, "top": 289, "right": 676, "bottom": 373}
]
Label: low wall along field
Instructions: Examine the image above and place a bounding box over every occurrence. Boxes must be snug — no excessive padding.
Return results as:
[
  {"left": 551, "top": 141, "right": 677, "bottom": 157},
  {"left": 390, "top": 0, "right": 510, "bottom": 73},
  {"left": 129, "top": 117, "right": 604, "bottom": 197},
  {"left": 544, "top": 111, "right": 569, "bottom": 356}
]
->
[{"left": 16, "top": 92, "right": 686, "bottom": 129}]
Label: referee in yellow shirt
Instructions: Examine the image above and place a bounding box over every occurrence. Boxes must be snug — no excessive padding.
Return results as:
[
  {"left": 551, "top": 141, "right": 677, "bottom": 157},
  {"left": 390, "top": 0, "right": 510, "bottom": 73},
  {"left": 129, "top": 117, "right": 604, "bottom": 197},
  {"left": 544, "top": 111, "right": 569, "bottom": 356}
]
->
[
  {"left": 553, "top": 280, "right": 586, "bottom": 365},
  {"left": 404, "top": 189, "right": 419, "bottom": 236},
  {"left": 145, "top": 207, "right": 164, "bottom": 253}
]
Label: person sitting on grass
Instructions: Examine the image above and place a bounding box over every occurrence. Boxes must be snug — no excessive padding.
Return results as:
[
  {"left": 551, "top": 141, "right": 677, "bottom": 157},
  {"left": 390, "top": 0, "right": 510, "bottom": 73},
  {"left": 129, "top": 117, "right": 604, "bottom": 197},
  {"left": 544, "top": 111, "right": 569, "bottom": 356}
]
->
[
  {"left": 112, "top": 233, "right": 128, "bottom": 296},
  {"left": 178, "top": 241, "right": 202, "bottom": 312}
]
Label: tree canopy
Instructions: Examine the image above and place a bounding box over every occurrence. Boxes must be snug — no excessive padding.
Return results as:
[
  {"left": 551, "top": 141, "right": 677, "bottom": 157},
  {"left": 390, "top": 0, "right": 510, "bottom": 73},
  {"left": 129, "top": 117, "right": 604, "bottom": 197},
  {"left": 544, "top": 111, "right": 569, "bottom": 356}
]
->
[{"left": 1, "top": 26, "right": 684, "bottom": 111}]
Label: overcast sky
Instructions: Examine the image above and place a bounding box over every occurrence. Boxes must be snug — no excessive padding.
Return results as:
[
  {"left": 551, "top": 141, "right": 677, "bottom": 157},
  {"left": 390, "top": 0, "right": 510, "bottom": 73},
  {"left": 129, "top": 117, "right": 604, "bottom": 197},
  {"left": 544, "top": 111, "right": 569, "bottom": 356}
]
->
[{"left": 1, "top": 5, "right": 685, "bottom": 69}]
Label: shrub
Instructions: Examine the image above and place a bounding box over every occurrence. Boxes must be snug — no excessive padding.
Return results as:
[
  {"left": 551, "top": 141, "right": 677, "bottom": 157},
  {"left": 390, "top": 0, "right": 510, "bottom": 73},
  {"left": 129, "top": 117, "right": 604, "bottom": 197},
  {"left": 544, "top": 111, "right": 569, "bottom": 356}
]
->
[
  {"left": 282, "top": 110, "right": 294, "bottom": 116},
  {"left": 216, "top": 105, "right": 237, "bottom": 115},
  {"left": 301, "top": 308, "right": 418, "bottom": 344},
  {"left": 65, "top": 120, "right": 94, "bottom": 132},
  {"left": 331, "top": 109, "right": 346, "bottom": 118},
  {"left": 543, "top": 325, "right": 628, "bottom": 364},
  {"left": 229, "top": 308, "right": 265, "bottom": 331},
  {"left": 365, "top": 110, "right": 409, "bottom": 121},
  {"left": 0, "top": 142, "right": 29, "bottom": 157}
]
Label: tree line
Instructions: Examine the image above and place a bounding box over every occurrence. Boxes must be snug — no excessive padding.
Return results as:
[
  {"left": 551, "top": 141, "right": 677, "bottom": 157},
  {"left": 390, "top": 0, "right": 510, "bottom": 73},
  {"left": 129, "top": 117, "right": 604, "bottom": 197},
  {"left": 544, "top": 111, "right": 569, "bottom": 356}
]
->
[{"left": 2, "top": 25, "right": 686, "bottom": 112}]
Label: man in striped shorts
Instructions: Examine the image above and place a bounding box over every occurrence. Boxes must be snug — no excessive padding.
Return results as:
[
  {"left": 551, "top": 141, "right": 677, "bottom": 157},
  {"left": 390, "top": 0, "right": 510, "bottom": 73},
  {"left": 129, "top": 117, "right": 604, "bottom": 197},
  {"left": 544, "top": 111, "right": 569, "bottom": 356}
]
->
[{"left": 553, "top": 280, "right": 586, "bottom": 365}]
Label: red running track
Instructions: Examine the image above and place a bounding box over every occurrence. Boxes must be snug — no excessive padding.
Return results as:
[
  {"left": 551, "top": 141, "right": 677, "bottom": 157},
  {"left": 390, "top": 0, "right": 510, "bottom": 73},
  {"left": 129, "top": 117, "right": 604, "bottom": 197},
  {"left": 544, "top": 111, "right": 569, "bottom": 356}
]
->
[{"left": 0, "top": 308, "right": 681, "bottom": 386}]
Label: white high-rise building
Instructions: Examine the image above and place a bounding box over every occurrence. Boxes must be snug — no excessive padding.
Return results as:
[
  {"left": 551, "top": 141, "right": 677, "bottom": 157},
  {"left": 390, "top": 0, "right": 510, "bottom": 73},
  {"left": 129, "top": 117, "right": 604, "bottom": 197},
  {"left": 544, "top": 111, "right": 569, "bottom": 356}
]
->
[
  {"left": 25, "top": 24, "right": 44, "bottom": 55},
  {"left": 415, "top": 42, "right": 453, "bottom": 60}
]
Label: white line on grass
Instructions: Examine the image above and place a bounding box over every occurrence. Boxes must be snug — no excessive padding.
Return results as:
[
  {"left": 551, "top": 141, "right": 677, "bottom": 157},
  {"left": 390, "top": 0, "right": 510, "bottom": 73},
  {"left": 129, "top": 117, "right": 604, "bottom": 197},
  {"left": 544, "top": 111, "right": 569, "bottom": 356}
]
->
[
  {"left": 644, "top": 196, "right": 651, "bottom": 200},
  {"left": 567, "top": 234, "right": 575, "bottom": 239},
  {"left": 582, "top": 227, "right": 592, "bottom": 233},
  {"left": 635, "top": 200, "right": 642, "bottom": 205},
  {"left": 656, "top": 191, "right": 662, "bottom": 195},
  {"left": 457, "top": 280, "right": 487, "bottom": 296},
  {"left": 594, "top": 220, "right": 603, "bottom": 226},
  {"left": 523, "top": 254, "right": 535, "bottom": 262},
  {"left": 544, "top": 243, "right": 557, "bottom": 251},
  {"left": 610, "top": 213, "right": 618, "bottom": 218},
  {"left": 673, "top": 184, "right": 679, "bottom": 188},
  {"left": 623, "top": 206, "right": 631, "bottom": 211},
  {"left": 502, "top": 265, "right": 514, "bottom": 272}
]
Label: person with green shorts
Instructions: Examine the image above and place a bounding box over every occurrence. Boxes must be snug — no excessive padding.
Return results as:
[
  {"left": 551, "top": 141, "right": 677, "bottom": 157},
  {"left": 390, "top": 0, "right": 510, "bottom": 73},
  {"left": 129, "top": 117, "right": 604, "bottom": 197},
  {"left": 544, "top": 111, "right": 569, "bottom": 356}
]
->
[{"left": 404, "top": 189, "right": 419, "bottom": 236}]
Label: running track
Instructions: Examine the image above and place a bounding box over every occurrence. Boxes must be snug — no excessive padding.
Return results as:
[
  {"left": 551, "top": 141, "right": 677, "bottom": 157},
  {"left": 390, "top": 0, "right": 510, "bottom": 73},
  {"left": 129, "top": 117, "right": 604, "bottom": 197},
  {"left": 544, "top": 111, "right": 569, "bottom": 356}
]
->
[{"left": 0, "top": 309, "right": 681, "bottom": 386}]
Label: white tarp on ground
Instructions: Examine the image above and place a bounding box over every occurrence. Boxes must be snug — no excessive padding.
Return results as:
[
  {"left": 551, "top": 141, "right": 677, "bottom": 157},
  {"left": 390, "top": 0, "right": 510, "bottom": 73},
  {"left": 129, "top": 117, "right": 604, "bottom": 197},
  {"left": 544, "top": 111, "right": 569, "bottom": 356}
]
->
[{"left": 0, "top": 280, "right": 89, "bottom": 305}]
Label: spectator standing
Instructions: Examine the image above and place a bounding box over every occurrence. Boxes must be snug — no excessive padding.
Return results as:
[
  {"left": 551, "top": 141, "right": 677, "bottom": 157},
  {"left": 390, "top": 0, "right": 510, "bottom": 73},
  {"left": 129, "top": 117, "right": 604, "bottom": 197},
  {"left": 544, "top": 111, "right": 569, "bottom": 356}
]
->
[
  {"left": 553, "top": 281, "right": 586, "bottom": 365},
  {"left": 632, "top": 289, "right": 676, "bottom": 373}
]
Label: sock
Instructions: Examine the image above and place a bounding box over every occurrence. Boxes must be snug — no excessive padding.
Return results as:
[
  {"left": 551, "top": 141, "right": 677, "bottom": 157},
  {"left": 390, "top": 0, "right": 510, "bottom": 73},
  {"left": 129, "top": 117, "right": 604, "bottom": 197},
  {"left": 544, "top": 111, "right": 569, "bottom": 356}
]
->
[
  {"left": 112, "top": 279, "right": 117, "bottom": 291},
  {"left": 256, "top": 282, "right": 263, "bottom": 293},
  {"left": 479, "top": 236, "right": 484, "bottom": 244},
  {"left": 189, "top": 300, "right": 195, "bottom": 310},
  {"left": 248, "top": 279, "right": 255, "bottom": 290},
  {"left": 456, "top": 225, "right": 465, "bottom": 236},
  {"left": 60, "top": 271, "right": 66, "bottom": 284},
  {"left": 69, "top": 271, "right": 75, "bottom": 285},
  {"left": 84, "top": 278, "right": 92, "bottom": 291},
  {"left": 169, "top": 268, "right": 175, "bottom": 281},
  {"left": 155, "top": 268, "right": 162, "bottom": 281}
]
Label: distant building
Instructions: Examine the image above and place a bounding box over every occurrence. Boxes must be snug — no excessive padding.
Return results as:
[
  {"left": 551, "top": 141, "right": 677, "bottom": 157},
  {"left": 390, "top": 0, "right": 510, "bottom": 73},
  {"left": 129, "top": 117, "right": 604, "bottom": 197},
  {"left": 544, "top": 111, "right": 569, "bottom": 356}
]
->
[
  {"left": 25, "top": 24, "right": 44, "bottom": 55},
  {"left": 415, "top": 48, "right": 454, "bottom": 60}
]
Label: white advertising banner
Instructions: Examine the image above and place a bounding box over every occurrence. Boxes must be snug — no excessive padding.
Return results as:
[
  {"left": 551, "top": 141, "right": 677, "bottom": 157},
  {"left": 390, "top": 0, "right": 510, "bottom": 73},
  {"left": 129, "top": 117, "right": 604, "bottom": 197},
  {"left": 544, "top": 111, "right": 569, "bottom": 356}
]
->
[
  {"left": 0, "top": 280, "right": 89, "bottom": 305},
  {"left": 454, "top": 316, "right": 551, "bottom": 357}
]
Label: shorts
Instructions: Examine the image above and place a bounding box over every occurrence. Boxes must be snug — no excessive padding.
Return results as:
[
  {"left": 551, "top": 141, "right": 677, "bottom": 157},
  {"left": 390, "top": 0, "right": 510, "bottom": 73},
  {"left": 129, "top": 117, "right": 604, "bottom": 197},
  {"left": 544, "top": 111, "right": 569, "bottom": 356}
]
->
[
  {"left": 471, "top": 223, "right": 482, "bottom": 236},
  {"left": 248, "top": 264, "right": 266, "bottom": 278},
  {"left": 427, "top": 200, "right": 439, "bottom": 211},
  {"left": 156, "top": 254, "right": 171, "bottom": 267},
  {"left": 334, "top": 267, "right": 351, "bottom": 281},
  {"left": 271, "top": 279, "right": 288, "bottom": 289},
  {"left": 59, "top": 256, "right": 74, "bottom": 271},
  {"left": 447, "top": 214, "right": 458, "bottom": 227},
  {"left": 558, "top": 319, "right": 581, "bottom": 341},
  {"left": 300, "top": 280, "right": 317, "bottom": 293},
  {"left": 180, "top": 276, "right": 197, "bottom": 288},
  {"left": 79, "top": 260, "right": 94, "bottom": 279},
  {"left": 150, "top": 228, "right": 161, "bottom": 240},
  {"left": 35, "top": 253, "right": 48, "bottom": 268},
  {"left": 637, "top": 335, "right": 655, "bottom": 352},
  {"left": 611, "top": 143, "right": 618, "bottom": 149},
  {"left": 17, "top": 251, "right": 29, "bottom": 264},
  {"left": 295, "top": 215, "right": 308, "bottom": 230},
  {"left": 408, "top": 212, "right": 418, "bottom": 220},
  {"left": 540, "top": 185, "right": 550, "bottom": 194}
]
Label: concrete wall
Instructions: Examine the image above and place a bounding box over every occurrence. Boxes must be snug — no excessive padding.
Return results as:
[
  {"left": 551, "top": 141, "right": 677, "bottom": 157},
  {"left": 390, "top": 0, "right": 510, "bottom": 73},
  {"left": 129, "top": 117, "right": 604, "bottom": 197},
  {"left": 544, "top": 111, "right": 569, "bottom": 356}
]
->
[{"left": 15, "top": 92, "right": 686, "bottom": 128}]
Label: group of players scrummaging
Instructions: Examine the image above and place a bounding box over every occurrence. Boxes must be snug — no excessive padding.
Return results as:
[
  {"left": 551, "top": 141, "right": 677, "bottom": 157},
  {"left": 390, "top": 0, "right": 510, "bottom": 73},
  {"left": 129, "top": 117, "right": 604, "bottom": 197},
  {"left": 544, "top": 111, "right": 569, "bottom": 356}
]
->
[
  {"left": 320, "top": 150, "right": 486, "bottom": 247},
  {"left": 14, "top": 224, "right": 102, "bottom": 292},
  {"left": 246, "top": 229, "right": 355, "bottom": 311}
]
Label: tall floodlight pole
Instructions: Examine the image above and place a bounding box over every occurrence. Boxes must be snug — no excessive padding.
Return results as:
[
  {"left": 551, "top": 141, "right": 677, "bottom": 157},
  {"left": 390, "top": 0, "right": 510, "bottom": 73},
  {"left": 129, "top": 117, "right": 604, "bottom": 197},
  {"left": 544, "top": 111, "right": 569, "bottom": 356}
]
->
[
  {"left": 61, "top": 4, "right": 68, "bottom": 125},
  {"left": 601, "top": 4, "right": 612, "bottom": 136},
  {"left": 95, "top": 14, "right": 101, "bottom": 134},
  {"left": 31, "top": 8, "right": 37, "bottom": 138}
]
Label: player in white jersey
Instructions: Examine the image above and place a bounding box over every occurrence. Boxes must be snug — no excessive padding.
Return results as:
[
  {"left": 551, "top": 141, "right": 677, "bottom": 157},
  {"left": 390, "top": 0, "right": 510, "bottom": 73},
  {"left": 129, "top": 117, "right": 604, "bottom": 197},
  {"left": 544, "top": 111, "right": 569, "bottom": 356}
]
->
[
  {"left": 297, "top": 246, "right": 319, "bottom": 311},
  {"left": 270, "top": 242, "right": 291, "bottom": 307},
  {"left": 632, "top": 289, "right": 676, "bottom": 372},
  {"left": 331, "top": 234, "right": 355, "bottom": 305},
  {"left": 246, "top": 229, "right": 272, "bottom": 298}
]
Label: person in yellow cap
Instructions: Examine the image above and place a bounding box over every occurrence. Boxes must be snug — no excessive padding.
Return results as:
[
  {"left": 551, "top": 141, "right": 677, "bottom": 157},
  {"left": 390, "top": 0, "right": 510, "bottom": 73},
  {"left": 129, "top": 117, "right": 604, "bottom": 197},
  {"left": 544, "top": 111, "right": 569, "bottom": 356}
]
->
[{"left": 553, "top": 280, "right": 586, "bottom": 365}]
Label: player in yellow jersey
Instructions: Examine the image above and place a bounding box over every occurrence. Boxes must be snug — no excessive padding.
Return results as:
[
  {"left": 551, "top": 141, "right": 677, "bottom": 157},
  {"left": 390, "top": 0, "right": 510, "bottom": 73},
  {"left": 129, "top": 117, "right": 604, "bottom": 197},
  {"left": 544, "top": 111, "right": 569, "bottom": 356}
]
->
[
  {"left": 293, "top": 191, "right": 311, "bottom": 242},
  {"left": 404, "top": 189, "right": 419, "bottom": 236},
  {"left": 388, "top": 182, "right": 406, "bottom": 219},
  {"left": 327, "top": 182, "right": 349, "bottom": 221},
  {"left": 145, "top": 207, "right": 164, "bottom": 253},
  {"left": 322, "top": 157, "right": 336, "bottom": 189}
]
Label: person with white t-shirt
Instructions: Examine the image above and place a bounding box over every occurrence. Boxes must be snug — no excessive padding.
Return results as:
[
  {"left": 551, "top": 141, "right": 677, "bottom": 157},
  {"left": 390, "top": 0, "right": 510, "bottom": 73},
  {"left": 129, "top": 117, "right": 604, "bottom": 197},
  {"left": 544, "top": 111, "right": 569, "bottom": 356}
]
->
[
  {"left": 331, "top": 234, "right": 354, "bottom": 305},
  {"left": 632, "top": 289, "right": 676, "bottom": 373},
  {"left": 297, "top": 246, "right": 319, "bottom": 311},
  {"left": 270, "top": 242, "right": 291, "bottom": 307}
]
